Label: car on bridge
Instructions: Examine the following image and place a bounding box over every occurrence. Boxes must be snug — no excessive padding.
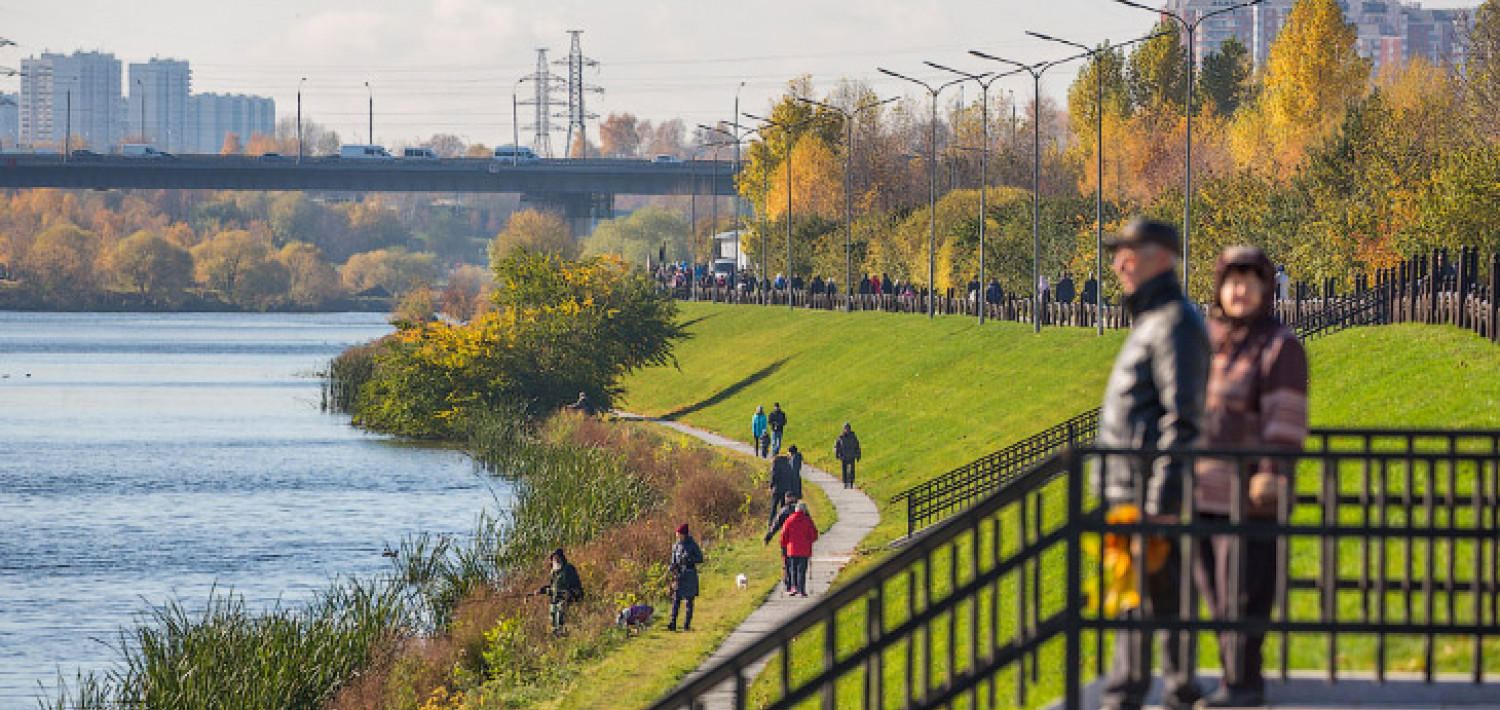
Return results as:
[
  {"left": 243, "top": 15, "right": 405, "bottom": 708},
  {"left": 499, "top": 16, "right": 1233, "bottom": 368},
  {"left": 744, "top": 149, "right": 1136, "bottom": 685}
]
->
[
  {"left": 651, "top": 154, "right": 682, "bottom": 164},
  {"left": 402, "top": 147, "right": 440, "bottom": 160},
  {"left": 122, "top": 144, "right": 175, "bottom": 159}
]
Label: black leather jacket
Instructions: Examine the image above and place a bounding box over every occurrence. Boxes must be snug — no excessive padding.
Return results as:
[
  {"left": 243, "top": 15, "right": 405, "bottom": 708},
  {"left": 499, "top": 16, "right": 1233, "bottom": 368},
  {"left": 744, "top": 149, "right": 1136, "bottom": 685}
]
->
[{"left": 1095, "top": 271, "right": 1209, "bottom": 515}]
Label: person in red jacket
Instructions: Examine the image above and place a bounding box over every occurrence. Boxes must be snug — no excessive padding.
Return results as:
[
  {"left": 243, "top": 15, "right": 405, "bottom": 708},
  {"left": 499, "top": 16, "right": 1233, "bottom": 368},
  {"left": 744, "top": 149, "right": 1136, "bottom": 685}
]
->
[{"left": 779, "top": 502, "right": 818, "bottom": 597}]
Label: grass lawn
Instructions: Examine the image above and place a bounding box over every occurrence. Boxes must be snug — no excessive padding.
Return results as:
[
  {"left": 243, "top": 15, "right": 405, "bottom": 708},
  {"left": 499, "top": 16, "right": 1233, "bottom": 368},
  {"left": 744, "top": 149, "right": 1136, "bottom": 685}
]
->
[{"left": 618, "top": 305, "right": 1500, "bottom": 708}]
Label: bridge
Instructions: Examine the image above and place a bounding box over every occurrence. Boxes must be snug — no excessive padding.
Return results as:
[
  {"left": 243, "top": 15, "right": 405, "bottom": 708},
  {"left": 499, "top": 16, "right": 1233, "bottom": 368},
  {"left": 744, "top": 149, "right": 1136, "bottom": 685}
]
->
[{"left": 0, "top": 153, "right": 739, "bottom": 231}]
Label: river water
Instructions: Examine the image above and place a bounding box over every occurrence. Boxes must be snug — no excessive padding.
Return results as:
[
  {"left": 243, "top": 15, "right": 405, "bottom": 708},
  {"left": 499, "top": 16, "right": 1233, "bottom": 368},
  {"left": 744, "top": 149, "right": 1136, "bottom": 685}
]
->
[{"left": 0, "top": 312, "right": 502, "bottom": 709}]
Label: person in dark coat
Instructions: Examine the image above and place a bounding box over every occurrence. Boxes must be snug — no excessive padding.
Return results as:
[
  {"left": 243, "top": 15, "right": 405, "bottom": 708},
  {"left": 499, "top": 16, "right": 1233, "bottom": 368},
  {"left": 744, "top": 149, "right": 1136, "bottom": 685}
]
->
[
  {"left": 1192, "top": 247, "right": 1308, "bottom": 708},
  {"left": 985, "top": 278, "right": 1003, "bottom": 305},
  {"left": 1096, "top": 218, "right": 1210, "bottom": 710},
  {"left": 779, "top": 503, "right": 818, "bottom": 597},
  {"left": 881, "top": 273, "right": 894, "bottom": 295},
  {"left": 787, "top": 444, "right": 804, "bottom": 486},
  {"left": 667, "top": 523, "right": 704, "bottom": 631},
  {"left": 767, "top": 402, "right": 788, "bottom": 455},
  {"left": 767, "top": 454, "right": 798, "bottom": 524},
  {"left": 1081, "top": 272, "right": 1099, "bottom": 306},
  {"left": 834, "top": 423, "right": 862, "bottom": 489},
  {"left": 1055, "top": 272, "right": 1076, "bottom": 304},
  {"left": 538, "top": 548, "right": 584, "bottom": 635}
]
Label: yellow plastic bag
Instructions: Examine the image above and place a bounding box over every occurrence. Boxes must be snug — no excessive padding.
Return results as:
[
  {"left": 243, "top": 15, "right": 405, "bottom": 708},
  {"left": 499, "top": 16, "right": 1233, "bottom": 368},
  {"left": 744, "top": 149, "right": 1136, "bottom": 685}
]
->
[{"left": 1100, "top": 504, "right": 1170, "bottom": 618}]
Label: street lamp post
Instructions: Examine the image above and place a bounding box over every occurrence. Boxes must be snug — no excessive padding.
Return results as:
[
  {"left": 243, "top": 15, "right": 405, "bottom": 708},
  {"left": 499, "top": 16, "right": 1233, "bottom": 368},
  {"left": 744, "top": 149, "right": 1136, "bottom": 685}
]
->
[
  {"left": 136, "top": 78, "right": 145, "bottom": 144},
  {"left": 878, "top": 68, "right": 968, "bottom": 318},
  {"left": 1113, "top": 0, "right": 1264, "bottom": 297},
  {"left": 364, "top": 81, "right": 373, "bottom": 145},
  {"left": 793, "top": 95, "right": 896, "bottom": 312},
  {"left": 1027, "top": 30, "right": 1170, "bottom": 335},
  {"left": 922, "top": 64, "right": 1028, "bottom": 324},
  {"left": 969, "top": 50, "right": 1089, "bottom": 333},
  {"left": 744, "top": 111, "right": 822, "bottom": 311},
  {"left": 297, "top": 77, "right": 306, "bottom": 164}
]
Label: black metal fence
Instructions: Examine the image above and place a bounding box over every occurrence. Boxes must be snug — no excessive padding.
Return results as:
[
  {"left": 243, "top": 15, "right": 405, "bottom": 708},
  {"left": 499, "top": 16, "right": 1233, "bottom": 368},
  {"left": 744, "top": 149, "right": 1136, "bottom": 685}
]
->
[
  {"left": 893, "top": 409, "right": 1098, "bottom": 536},
  {"left": 644, "top": 429, "right": 1500, "bottom": 710}
]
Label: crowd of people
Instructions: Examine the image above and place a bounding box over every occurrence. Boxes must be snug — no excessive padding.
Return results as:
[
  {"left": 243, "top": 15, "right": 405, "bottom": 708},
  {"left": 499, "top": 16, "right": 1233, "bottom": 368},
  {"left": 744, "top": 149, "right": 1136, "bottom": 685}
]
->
[{"left": 1095, "top": 218, "right": 1308, "bottom": 710}]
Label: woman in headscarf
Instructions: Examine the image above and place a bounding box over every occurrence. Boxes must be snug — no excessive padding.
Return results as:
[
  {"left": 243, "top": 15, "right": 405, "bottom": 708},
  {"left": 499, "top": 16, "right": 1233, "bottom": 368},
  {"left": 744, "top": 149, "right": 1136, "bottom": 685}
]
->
[
  {"left": 1193, "top": 246, "right": 1308, "bottom": 708},
  {"left": 667, "top": 523, "right": 703, "bottom": 631}
]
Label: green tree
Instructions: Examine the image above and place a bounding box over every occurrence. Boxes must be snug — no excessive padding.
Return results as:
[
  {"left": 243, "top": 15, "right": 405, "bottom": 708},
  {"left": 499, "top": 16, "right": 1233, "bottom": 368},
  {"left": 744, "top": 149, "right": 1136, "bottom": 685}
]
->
[
  {"left": 1197, "top": 37, "right": 1254, "bottom": 116},
  {"left": 1128, "top": 21, "right": 1188, "bottom": 112},
  {"left": 1464, "top": 0, "right": 1500, "bottom": 142},
  {"left": 341, "top": 248, "right": 439, "bottom": 297},
  {"left": 106, "top": 229, "right": 193, "bottom": 298},
  {"left": 582, "top": 206, "right": 690, "bottom": 266}
]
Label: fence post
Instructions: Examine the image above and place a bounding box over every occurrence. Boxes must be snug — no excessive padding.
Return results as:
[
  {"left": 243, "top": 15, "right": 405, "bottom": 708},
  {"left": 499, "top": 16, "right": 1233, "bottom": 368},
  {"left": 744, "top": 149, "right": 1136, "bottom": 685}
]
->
[
  {"left": 1064, "top": 451, "right": 1084, "bottom": 710},
  {"left": 1492, "top": 253, "right": 1499, "bottom": 344}
]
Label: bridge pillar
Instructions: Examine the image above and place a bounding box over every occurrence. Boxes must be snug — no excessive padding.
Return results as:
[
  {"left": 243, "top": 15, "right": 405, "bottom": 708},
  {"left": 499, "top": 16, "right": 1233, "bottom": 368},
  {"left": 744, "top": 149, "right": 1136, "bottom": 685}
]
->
[{"left": 520, "top": 191, "right": 614, "bottom": 237}]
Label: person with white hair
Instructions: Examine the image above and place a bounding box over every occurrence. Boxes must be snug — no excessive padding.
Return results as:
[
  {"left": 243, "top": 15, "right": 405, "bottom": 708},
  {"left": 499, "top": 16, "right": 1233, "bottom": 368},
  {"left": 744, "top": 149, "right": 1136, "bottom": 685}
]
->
[{"left": 778, "top": 502, "right": 818, "bottom": 597}]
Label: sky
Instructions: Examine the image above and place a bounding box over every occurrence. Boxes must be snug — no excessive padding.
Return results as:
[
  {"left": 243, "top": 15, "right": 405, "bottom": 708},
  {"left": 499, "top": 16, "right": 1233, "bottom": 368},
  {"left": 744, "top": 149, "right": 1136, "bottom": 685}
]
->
[{"left": 0, "top": 0, "right": 1480, "bottom": 150}]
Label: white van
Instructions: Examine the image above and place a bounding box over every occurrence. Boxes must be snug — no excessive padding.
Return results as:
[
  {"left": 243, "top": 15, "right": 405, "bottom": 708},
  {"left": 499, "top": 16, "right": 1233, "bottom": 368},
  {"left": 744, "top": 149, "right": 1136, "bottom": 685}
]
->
[
  {"left": 493, "top": 145, "right": 539, "bottom": 163},
  {"left": 340, "top": 144, "right": 394, "bottom": 160},
  {"left": 402, "top": 147, "right": 439, "bottom": 160}
]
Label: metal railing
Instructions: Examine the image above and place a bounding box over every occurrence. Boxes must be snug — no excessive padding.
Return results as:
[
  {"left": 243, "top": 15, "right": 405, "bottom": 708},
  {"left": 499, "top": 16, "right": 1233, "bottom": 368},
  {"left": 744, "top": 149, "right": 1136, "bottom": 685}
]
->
[
  {"left": 890, "top": 287, "right": 1400, "bottom": 538},
  {"left": 894, "top": 409, "right": 1098, "bottom": 536},
  {"left": 645, "top": 429, "right": 1500, "bottom": 710}
]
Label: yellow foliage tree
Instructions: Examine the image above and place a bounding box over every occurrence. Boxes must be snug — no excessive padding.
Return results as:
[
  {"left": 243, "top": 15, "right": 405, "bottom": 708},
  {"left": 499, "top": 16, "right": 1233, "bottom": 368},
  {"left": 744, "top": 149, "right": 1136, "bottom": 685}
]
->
[
  {"left": 764, "top": 135, "right": 843, "bottom": 221},
  {"left": 489, "top": 209, "right": 577, "bottom": 264},
  {"left": 1235, "top": 0, "right": 1369, "bottom": 174}
]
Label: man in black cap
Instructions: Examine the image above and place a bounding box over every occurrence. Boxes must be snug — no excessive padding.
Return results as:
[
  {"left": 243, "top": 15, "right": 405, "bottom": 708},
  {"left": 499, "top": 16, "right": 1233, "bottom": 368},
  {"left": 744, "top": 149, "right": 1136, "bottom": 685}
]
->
[{"left": 1096, "top": 217, "right": 1210, "bottom": 710}]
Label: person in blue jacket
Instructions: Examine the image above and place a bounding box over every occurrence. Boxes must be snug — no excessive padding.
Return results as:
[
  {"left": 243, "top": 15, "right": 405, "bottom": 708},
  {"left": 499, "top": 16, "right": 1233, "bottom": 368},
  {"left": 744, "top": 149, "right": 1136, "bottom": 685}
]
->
[{"left": 751, "top": 406, "right": 769, "bottom": 458}]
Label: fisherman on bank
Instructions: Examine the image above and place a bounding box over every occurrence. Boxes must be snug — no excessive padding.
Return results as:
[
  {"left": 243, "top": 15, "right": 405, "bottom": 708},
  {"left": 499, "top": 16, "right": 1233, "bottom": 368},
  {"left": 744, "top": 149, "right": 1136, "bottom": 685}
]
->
[{"left": 538, "top": 548, "right": 585, "bottom": 636}]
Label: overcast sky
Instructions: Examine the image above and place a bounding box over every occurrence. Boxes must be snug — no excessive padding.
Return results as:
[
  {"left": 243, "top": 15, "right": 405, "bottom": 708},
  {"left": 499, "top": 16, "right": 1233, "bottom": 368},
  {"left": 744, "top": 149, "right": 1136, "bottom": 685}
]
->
[{"left": 0, "top": 0, "right": 1479, "bottom": 148}]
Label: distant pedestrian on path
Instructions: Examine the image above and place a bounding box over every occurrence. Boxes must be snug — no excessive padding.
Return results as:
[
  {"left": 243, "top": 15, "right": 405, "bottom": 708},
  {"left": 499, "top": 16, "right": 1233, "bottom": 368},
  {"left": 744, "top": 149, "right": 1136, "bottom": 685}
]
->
[
  {"left": 751, "top": 406, "right": 769, "bottom": 458},
  {"left": 1192, "top": 246, "right": 1308, "bottom": 709},
  {"left": 667, "top": 523, "right": 704, "bottom": 631},
  {"left": 834, "top": 423, "right": 862, "bottom": 489},
  {"left": 788, "top": 444, "right": 803, "bottom": 480},
  {"left": 767, "top": 402, "right": 788, "bottom": 455},
  {"left": 1096, "top": 217, "right": 1210, "bottom": 710},
  {"left": 767, "top": 454, "right": 801, "bottom": 524},
  {"left": 779, "top": 502, "right": 818, "bottom": 597}
]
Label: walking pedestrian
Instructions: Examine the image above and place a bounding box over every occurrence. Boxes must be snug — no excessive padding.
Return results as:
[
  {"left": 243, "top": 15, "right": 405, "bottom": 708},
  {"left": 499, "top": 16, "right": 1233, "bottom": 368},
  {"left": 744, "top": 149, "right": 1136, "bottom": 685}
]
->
[
  {"left": 1096, "top": 218, "right": 1210, "bottom": 710},
  {"left": 1193, "top": 247, "right": 1308, "bottom": 708},
  {"left": 768, "top": 454, "right": 798, "bottom": 524},
  {"left": 666, "top": 524, "right": 704, "bottom": 631},
  {"left": 767, "top": 402, "right": 788, "bottom": 455},
  {"left": 751, "top": 406, "right": 769, "bottom": 458},
  {"left": 537, "top": 548, "right": 584, "bottom": 636},
  {"left": 834, "top": 423, "right": 861, "bottom": 489},
  {"left": 1056, "top": 272, "right": 1076, "bottom": 304},
  {"left": 788, "top": 444, "right": 803, "bottom": 484},
  {"left": 779, "top": 502, "right": 818, "bottom": 597},
  {"left": 765, "top": 491, "right": 802, "bottom": 592}
]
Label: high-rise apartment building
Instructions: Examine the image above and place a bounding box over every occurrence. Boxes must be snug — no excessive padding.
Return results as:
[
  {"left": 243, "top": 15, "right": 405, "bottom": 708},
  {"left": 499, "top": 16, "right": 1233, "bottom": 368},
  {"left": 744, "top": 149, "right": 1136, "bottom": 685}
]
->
[
  {"left": 128, "top": 58, "right": 191, "bottom": 152},
  {"left": 1161, "top": 0, "right": 1474, "bottom": 71},
  {"left": 19, "top": 51, "right": 124, "bottom": 151},
  {"left": 190, "top": 93, "right": 275, "bottom": 154},
  {"left": 0, "top": 92, "right": 19, "bottom": 148}
]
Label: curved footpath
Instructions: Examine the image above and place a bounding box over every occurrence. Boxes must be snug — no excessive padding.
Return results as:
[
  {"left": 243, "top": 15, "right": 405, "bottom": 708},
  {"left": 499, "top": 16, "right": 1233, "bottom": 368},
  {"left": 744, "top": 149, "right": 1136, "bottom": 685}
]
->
[{"left": 617, "top": 413, "right": 880, "bottom": 710}]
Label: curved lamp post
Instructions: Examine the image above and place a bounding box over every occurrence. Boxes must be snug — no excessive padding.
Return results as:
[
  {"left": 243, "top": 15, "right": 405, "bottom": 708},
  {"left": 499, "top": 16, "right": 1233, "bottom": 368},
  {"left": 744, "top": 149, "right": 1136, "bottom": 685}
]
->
[
  {"left": 877, "top": 68, "right": 968, "bottom": 318},
  {"left": 744, "top": 111, "right": 824, "bottom": 312},
  {"left": 1113, "top": 0, "right": 1264, "bottom": 297},
  {"left": 792, "top": 95, "right": 896, "bottom": 312},
  {"left": 968, "top": 49, "right": 1089, "bottom": 333},
  {"left": 1026, "top": 29, "right": 1170, "bottom": 334}
]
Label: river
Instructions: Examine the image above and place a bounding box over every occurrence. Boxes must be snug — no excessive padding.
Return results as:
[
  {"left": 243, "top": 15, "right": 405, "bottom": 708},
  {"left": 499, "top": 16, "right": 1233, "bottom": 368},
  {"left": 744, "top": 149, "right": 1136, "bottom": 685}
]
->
[{"left": 0, "top": 312, "right": 502, "bottom": 710}]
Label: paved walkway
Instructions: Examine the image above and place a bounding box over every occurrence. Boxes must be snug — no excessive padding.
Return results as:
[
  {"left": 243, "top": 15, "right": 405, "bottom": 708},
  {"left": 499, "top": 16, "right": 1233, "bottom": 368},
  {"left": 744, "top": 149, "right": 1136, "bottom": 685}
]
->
[{"left": 617, "top": 413, "right": 880, "bottom": 710}]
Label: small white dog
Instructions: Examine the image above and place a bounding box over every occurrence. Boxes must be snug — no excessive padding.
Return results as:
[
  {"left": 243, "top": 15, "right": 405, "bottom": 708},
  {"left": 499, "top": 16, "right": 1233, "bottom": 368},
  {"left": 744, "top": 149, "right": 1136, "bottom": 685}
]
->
[{"left": 735, "top": 573, "right": 748, "bottom": 590}]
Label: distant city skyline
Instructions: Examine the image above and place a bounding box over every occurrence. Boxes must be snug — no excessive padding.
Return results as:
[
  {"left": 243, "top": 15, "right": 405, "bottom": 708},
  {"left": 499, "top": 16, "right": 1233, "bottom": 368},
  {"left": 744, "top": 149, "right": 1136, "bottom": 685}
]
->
[{"left": 0, "top": 0, "right": 1483, "bottom": 151}]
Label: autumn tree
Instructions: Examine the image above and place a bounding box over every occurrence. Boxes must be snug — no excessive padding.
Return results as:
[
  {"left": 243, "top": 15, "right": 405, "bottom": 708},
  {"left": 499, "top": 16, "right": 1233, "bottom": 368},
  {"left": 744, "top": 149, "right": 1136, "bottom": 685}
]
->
[
  {"left": 599, "top": 113, "right": 642, "bottom": 158},
  {"left": 191, "top": 229, "right": 272, "bottom": 298},
  {"left": 341, "top": 248, "right": 438, "bottom": 296},
  {"left": 19, "top": 222, "right": 98, "bottom": 301},
  {"left": 220, "top": 133, "right": 245, "bottom": 155},
  {"left": 765, "top": 135, "right": 843, "bottom": 221},
  {"left": 1235, "top": 0, "right": 1369, "bottom": 174},
  {"left": 440, "top": 264, "right": 491, "bottom": 322},
  {"left": 425, "top": 133, "right": 467, "bottom": 158},
  {"left": 278, "top": 241, "right": 344, "bottom": 306},
  {"left": 1463, "top": 0, "right": 1500, "bottom": 142},
  {"left": 105, "top": 229, "right": 193, "bottom": 298},
  {"left": 490, "top": 209, "right": 576, "bottom": 263}
]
